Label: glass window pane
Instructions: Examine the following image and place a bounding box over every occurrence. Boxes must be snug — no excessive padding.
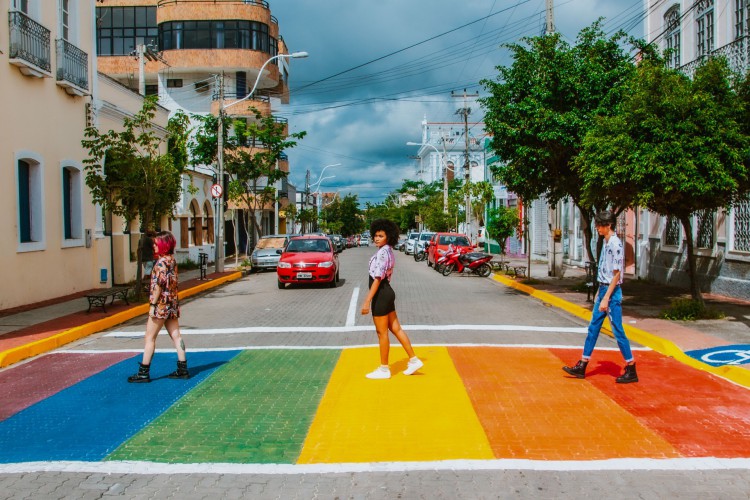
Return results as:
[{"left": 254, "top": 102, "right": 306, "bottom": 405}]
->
[
  {"left": 123, "top": 7, "right": 134, "bottom": 27},
  {"left": 112, "top": 7, "right": 123, "bottom": 28},
  {"left": 147, "top": 6, "right": 156, "bottom": 26},
  {"left": 136, "top": 6, "right": 146, "bottom": 26}
]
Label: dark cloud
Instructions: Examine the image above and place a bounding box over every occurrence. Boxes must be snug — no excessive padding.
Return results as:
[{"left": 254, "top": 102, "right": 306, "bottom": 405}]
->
[{"left": 271, "top": 0, "right": 644, "bottom": 203}]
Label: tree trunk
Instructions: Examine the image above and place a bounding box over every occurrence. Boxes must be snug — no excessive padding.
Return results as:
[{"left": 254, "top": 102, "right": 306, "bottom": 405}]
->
[
  {"left": 578, "top": 205, "right": 596, "bottom": 263},
  {"left": 679, "top": 215, "right": 704, "bottom": 306}
]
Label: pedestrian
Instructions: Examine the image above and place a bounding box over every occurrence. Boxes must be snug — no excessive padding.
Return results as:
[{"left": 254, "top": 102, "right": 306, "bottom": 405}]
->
[
  {"left": 361, "top": 218, "right": 423, "bottom": 379},
  {"left": 563, "top": 211, "right": 638, "bottom": 383},
  {"left": 128, "top": 230, "right": 189, "bottom": 383}
]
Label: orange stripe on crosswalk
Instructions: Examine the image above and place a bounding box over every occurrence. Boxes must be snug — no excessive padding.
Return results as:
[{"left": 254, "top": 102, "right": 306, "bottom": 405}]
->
[{"left": 449, "top": 347, "right": 680, "bottom": 460}]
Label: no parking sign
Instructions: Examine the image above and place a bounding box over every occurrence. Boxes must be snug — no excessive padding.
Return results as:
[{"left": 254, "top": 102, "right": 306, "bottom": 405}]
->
[{"left": 210, "top": 183, "right": 223, "bottom": 198}]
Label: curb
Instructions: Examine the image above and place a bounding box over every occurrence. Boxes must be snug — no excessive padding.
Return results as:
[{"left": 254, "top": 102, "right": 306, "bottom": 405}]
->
[
  {"left": 0, "top": 272, "right": 243, "bottom": 369},
  {"left": 492, "top": 273, "right": 750, "bottom": 389}
]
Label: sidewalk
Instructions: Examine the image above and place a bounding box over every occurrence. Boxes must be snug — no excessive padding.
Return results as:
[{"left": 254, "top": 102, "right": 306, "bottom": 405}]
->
[
  {"left": 493, "top": 255, "right": 750, "bottom": 387},
  {"left": 0, "top": 263, "right": 243, "bottom": 369}
]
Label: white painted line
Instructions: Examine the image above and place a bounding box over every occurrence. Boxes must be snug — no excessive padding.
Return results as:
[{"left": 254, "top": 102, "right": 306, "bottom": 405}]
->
[
  {"left": 62, "top": 344, "right": 651, "bottom": 354},
  {"left": 104, "top": 324, "right": 589, "bottom": 337},
  {"left": 346, "top": 286, "right": 360, "bottom": 326},
  {"left": 2, "top": 457, "right": 749, "bottom": 475}
]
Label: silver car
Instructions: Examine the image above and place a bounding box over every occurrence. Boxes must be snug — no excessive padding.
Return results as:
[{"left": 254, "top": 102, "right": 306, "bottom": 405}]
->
[
  {"left": 404, "top": 231, "right": 420, "bottom": 255},
  {"left": 251, "top": 234, "right": 290, "bottom": 270}
]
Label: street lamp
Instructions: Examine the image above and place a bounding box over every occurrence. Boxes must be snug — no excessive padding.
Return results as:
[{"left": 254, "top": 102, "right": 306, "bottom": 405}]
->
[
  {"left": 215, "top": 51, "right": 308, "bottom": 272},
  {"left": 407, "top": 141, "right": 452, "bottom": 213}
]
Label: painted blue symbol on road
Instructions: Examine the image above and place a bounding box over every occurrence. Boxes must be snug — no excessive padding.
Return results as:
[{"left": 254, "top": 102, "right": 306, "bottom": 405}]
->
[{"left": 685, "top": 345, "right": 750, "bottom": 367}]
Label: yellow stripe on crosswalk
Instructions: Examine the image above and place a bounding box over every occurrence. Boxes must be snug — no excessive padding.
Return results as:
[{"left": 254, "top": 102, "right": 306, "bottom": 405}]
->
[{"left": 297, "top": 346, "right": 494, "bottom": 464}]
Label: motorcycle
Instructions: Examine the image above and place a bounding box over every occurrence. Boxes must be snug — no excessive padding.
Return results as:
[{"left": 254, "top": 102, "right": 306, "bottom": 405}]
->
[
  {"left": 414, "top": 241, "right": 428, "bottom": 262},
  {"left": 441, "top": 247, "right": 493, "bottom": 277},
  {"left": 434, "top": 244, "right": 457, "bottom": 273}
]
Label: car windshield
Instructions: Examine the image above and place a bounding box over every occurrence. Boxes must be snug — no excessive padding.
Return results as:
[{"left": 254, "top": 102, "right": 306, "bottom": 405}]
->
[
  {"left": 439, "top": 235, "right": 470, "bottom": 246},
  {"left": 286, "top": 239, "right": 331, "bottom": 253},
  {"left": 419, "top": 233, "right": 433, "bottom": 241},
  {"left": 255, "top": 237, "right": 287, "bottom": 249},
  {"left": 408, "top": 233, "right": 419, "bottom": 240}
]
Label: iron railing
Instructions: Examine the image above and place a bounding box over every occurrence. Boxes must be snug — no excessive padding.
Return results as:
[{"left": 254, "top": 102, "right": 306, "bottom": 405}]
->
[
  {"left": 8, "top": 10, "right": 51, "bottom": 73},
  {"left": 56, "top": 38, "right": 89, "bottom": 91},
  {"left": 680, "top": 35, "right": 748, "bottom": 79}
]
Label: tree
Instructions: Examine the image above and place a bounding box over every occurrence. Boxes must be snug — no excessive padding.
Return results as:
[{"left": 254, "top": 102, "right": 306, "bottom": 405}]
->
[
  {"left": 576, "top": 55, "right": 750, "bottom": 304},
  {"left": 81, "top": 96, "right": 188, "bottom": 298},
  {"left": 462, "top": 180, "right": 494, "bottom": 227},
  {"left": 480, "top": 21, "right": 636, "bottom": 261},
  {"left": 486, "top": 206, "right": 520, "bottom": 260},
  {"left": 191, "top": 109, "right": 306, "bottom": 250}
]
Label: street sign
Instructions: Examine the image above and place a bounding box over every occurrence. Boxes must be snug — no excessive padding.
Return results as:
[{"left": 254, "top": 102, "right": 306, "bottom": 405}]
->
[
  {"left": 685, "top": 345, "right": 750, "bottom": 366},
  {"left": 211, "top": 183, "right": 223, "bottom": 198}
]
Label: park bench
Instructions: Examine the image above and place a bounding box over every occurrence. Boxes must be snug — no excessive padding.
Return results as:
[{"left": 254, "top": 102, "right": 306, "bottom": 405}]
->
[
  {"left": 85, "top": 287, "right": 131, "bottom": 313},
  {"left": 511, "top": 266, "right": 527, "bottom": 278}
]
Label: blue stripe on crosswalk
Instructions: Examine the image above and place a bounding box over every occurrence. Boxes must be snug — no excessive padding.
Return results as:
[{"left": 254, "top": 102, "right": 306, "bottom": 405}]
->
[{"left": 0, "top": 351, "right": 240, "bottom": 463}]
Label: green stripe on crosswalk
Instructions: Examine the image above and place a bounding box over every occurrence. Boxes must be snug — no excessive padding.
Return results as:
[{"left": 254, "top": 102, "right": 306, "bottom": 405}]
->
[{"left": 107, "top": 349, "right": 341, "bottom": 463}]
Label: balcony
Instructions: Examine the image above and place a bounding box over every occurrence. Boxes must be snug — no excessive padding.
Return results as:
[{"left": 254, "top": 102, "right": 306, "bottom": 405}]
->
[
  {"left": 8, "top": 10, "right": 51, "bottom": 78},
  {"left": 211, "top": 93, "right": 270, "bottom": 117},
  {"left": 56, "top": 39, "right": 89, "bottom": 96},
  {"left": 680, "top": 35, "right": 748, "bottom": 79}
]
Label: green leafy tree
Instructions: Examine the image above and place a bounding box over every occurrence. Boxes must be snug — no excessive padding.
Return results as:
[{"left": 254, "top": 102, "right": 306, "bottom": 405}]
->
[
  {"left": 486, "top": 206, "right": 520, "bottom": 259},
  {"left": 577, "top": 55, "right": 750, "bottom": 304},
  {"left": 480, "top": 21, "right": 636, "bottom": 261},
  {"left": 81, "top": 96, "right": 188, "bottom": 297}
]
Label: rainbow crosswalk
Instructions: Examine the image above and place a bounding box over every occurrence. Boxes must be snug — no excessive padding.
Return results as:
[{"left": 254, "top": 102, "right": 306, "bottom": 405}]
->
[{"left": 2, "top": 345, "right": 750, "bottom": 465}]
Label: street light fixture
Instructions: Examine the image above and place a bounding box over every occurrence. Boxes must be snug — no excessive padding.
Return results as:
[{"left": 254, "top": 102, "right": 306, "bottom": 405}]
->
[
  {"left": 215, "top": 51, "right": 309, "bottom": 273},
  {"left": 407, "top": 141, "right": 452, "bottom": 213}
]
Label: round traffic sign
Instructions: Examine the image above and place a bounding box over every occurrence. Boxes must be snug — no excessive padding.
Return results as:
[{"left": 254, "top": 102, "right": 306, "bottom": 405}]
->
[{"left": 211, "top": 183, "right": 223, "bottom": 198}]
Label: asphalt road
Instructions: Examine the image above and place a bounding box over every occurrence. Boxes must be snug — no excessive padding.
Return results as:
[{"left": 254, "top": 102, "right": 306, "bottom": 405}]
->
[{"left": 1, "top": 246, "right": 749, "bottom": 499}]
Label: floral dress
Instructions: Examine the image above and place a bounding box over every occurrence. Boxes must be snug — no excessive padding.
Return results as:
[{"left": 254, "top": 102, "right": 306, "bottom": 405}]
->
[{"left": 149, "top": 255, "right": 180, "bottom": 319}]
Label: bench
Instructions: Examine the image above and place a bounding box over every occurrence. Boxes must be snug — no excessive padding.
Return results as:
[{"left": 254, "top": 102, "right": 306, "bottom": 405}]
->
[
  {"left": 585, "top": 261, "right": 598, "bottom": 302},
  {"left": 490, "top": 259, "right": 507, "bottom": 272},
  {"left": 85, "top": 287, "right": 131, "bottom": 313},
  {"left": 511, "top": 266, "right": 527, "bottom": 278}
]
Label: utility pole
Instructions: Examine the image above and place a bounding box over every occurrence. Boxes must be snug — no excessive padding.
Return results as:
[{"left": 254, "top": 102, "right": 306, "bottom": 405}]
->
[
  {"left": 546, "top": 0, "right": 555, "bottom": 35},
  {"left": 215, "top": 72, "right": 225, "bottom": 273},
  {"left": 304, "top": 169, "right": 310, "bottom": 234},
  {"left": 452, "top": 89, "right": 479, "bottom": 239}
]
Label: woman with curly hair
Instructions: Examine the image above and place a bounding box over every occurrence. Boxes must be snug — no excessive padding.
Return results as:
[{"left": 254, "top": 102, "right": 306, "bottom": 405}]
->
[
  {"left": 361, "top": 219, "right": 423, "bottom": 379},
  {"left": 128, "top": 230, "right": 189, "bottom": 383}
]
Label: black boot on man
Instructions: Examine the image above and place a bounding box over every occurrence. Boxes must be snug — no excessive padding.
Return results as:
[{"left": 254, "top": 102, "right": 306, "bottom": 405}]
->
[
  {"left": 127, "top": 362, "right": 151, "bottom": 383},
  {"left": 616, "top": 363, "right": 638, "bottom": 384},
  {"left": 562, "top": 360, "right": 588, "bottom": 379},
  {"left": 167, "top": 360, "right": 190, "bottom": 379}
]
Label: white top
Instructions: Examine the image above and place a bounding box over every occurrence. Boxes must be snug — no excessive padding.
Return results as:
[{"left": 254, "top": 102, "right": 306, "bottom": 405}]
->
[{"left": 597, "top": 233, "right": 624, "bottom": 285}]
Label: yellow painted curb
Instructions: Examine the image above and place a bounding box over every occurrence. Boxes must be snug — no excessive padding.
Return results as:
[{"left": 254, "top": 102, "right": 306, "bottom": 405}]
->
[
  {"left": 492, "top": 272, "right": 750, "bottom": 389},
  {"left": 0, "top": 271, "right": 242, "bottom": 369}
]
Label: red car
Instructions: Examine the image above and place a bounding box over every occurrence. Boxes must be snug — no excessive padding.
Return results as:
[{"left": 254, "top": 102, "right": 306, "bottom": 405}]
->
[
  {"left": 276, "top": 235, "right": 340, "bottom": 289},
  {"left": 427, "top": 232, "right": 473, "bottom": 268}
]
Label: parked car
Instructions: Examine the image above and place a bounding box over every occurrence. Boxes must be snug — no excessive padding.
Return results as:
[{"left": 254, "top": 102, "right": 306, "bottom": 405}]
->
[
  {"left": 277, "top": 235, "right": 339, "bottom": 289},
  {"left": 359, "top": 235, "right": 371, "bottom": 246},
  {"left": 346, "top": 236, "right": 357, "bottom": 248},
  {"left": 427, "top": 232, "right": 473, "bottom": 268},
  {"left": 415, "top": 231, "right": 435, "bottom": 255},
  {"left": 404, "top": 231, "right": 420, "bottom": 255},
  {"left": 250, "top": 234, "right": 290, "bottom": 271},
  {"left": 396, "top": 237, "right": 408, "bottom": 251},
  {"left": 331, "top": 234, "right": 346, "bottom": 253}
]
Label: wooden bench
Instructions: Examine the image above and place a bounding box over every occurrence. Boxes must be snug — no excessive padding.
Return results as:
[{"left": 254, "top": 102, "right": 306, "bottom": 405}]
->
[{"left": 85, "top": 287, "right": 131, "bottom": 313}]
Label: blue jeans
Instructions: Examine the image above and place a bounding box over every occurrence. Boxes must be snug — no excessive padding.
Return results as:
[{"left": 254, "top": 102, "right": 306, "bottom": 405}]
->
[{"left": 582, "top": 285, "right": 633, "bottom": 362}]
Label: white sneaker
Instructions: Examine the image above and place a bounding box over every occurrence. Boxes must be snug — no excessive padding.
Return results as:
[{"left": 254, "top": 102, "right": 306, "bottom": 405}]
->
[
  {"left": 403, "top": 358, "right": 423, "bottom": 376},
  {"left": 366, "top": 366, "right": 391, "bottom": 379}
]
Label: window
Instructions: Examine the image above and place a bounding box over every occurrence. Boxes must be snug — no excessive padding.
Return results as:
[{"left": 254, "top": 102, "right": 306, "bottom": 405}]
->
[
  {"left": 665, "top": 6, "right": 681, "bottom": 68},
  {"left": 14, "top": 0, "right": 29, "bottom": 13},
  {"left": 696, "top": 0, "right": 715, "bottom": 57},
  {"left": 731, "top": 196, "right": 750, "bottom": 252},
  {"left": 167, "top": 78, "right": 183, "bottom": 88},
  {"left": 62, "top": 165, "right": 83, "bottom": 243},
  {"left": 60, "top": 0, "right": 69, "bottom": 40},
  {"left": 17, "top": 157, "right": 45, "bottom": 250},
  {"left": 158, "top": 20, "right": 276, "bottom": 54},
  {"left": 96, "top": 6, "right": 157, "bottom": 56},
  {"left": 664, "top": 215, "right": 681, "bottom": 246},
  {"left": 696, "top": 209, "right": 715, "bottom": 249},
  {"left": 736, "top": 0, "right": 749, "bottom": 39}
]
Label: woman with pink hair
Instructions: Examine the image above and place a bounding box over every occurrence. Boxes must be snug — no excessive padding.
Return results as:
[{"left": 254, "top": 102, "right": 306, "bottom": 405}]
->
[{"left": 128, "top": 230, "right": 189, "bottom": 383}]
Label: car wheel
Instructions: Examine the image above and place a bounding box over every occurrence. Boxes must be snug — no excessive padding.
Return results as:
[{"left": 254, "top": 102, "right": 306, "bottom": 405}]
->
[
  {"left": 277, "top": 280, "right": 285, "bottom": 289},
  {"left": 329, "top": 278, "right": 337, "bottom": 288}
]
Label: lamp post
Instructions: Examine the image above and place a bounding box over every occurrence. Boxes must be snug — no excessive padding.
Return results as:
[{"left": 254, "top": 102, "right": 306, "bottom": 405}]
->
[
  {"left": 407, "top": 141, "right": 452, "bottom": 213},
  {"left": 215, "top": 51, "right": 308, "bottom": 272}
]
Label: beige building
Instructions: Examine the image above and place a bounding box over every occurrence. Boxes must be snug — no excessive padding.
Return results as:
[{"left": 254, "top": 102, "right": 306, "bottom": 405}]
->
[{"left": 1, "top": 0, "right": 171, "bottom": 310}]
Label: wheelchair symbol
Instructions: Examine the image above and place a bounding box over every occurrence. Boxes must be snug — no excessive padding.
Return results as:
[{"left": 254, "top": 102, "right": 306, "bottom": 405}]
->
[{"left": 700, "top": 349, "right": 750, "bottom": 366}]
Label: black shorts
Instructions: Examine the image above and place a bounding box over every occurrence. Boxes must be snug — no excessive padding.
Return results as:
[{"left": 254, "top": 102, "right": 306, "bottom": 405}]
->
[{"left": 369, "top": 276, "right": 395, "bottom": 317}]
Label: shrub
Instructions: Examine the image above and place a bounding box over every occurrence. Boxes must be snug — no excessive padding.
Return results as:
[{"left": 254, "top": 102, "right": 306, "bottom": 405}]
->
[{"left": 659, "top": 298, "right": 725, "bottom": 321}]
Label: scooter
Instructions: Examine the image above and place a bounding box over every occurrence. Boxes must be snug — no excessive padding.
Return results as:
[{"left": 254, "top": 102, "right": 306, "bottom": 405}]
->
[
  {"left": 434, "top": 244, "right": 458, "bottom": 273},
  {"left": 414, "top": 241, "right": 428, "bottom": 261},
  {"left": 441, "top": 247, "right": 493, "bottom": 277}
]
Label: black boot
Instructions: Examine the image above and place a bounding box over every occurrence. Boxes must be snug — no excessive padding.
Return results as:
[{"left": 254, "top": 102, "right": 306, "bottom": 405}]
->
[
  {"left": 562, "top": 360, "right": 588, "bottom": 379},
  {"left": 168, "top": 360, "right": 190, "bottom": 379},
  {"left": 616, "top": 363, "right": 638, "bottom": 384},
  {"left": 127, "top": 362, "right": 151, "bottom": 383}
]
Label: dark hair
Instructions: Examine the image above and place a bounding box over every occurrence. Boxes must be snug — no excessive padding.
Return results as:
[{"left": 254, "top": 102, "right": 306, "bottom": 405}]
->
[
  {"left": 594, "top": 210, "right": 616, "bottom": 229},
  {"left": 370, "top": 219, "right": 399, "bottom": 247},
  {"left": 153, "top": 230, "right": 177, "bottom": 256}
]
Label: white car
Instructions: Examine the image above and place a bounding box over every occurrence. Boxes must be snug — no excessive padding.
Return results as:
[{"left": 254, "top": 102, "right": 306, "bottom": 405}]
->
[
  {"left": 404, "top": 231, "right": 420, "bottom": 255},
  {"left": 359, "top": 235, "right": 370, "bottom": 246}
]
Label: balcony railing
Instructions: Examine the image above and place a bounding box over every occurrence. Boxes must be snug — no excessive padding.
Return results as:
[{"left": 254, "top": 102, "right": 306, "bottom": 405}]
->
[
  {"left": 56, "top": 38, "right": 89, "bottom": 93},
  {"left": 680, "top": 35, "right": 748, "bottom": 79},
  {"left": 8, "top": 10, "right": 51, "bottom": 76}
]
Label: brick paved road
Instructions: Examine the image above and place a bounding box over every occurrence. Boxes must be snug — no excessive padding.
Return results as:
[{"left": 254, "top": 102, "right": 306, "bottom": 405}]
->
[{"left": 1, "top": 247, "right": 749, "bottom": 499}]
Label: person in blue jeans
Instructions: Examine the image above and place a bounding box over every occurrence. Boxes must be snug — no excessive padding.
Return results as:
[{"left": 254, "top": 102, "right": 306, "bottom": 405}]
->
[{"left": 563, "top": 211, "right": 638, "bottom": 384}]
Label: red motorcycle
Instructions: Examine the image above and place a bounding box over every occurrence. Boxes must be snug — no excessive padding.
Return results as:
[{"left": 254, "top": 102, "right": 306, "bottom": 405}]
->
[{"left": 441, "top": 247, "right": 493, "bottom": 277}]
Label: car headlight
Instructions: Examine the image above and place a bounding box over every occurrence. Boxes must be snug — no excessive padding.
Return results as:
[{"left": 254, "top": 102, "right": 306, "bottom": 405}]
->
[
  {"left": 277, "top": 262, "right": 292, "bottom": 268},
  {"left": 318, "top": 261, "right": 334, "bottom": 268}
]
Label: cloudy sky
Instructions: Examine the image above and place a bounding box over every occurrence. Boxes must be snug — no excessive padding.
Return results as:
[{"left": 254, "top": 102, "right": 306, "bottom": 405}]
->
[{"left": 270, "top": 0, "right": 647, "bottom": 205}]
